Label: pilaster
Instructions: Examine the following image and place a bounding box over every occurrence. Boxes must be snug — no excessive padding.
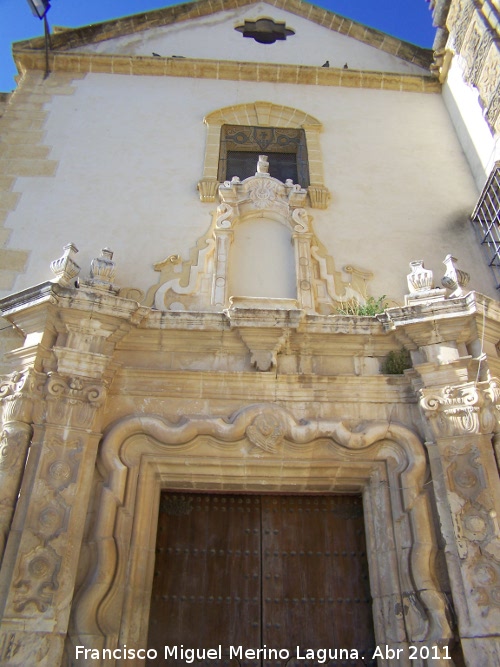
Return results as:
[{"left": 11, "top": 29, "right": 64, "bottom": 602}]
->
[
  {"left": 0, "top": 286, "right": 127, "bottom": 666},
  {"left": 416, "top": 355, "right": 500, "bottom": 665},
  {"left": 0, "top": 369, "right": 44, "bottom": 566},
  {"left": 0, "top": 374, "right": 107, "bottom": 665}
]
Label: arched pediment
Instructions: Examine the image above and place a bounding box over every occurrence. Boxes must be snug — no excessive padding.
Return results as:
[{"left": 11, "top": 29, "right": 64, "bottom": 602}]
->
[{"left": 203, "top": 101, "right": 322, "bottom": 130}]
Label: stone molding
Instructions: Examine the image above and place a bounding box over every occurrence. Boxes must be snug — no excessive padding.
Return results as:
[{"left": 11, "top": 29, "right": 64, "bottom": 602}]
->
[
  {"left": 3, "top": 282, "right": 500, "bottom": 662},
  {"left": 13, "top": 50, "right": 440, "bottom": 95},
  {"left": 69, "top": 404, "right": 452, "bottom": 660}
]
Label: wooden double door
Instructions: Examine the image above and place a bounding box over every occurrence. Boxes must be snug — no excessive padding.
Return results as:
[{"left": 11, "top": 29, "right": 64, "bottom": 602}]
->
[{"left": 147, "top": 493, "right": 376, "bottom": 667}]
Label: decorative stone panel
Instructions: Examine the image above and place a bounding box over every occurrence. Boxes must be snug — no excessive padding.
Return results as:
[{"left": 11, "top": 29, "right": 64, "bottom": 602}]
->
[{"left": 145, "top": 167, "right": 372, "bottom": 316}]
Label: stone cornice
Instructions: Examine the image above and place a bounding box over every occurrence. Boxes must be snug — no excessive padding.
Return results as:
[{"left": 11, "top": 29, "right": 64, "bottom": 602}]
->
[
  {"left": 0, "top": 281, "right": 56, "bottom": 317},
  {"left": 2, "top": 284, "right": 500, "bottom": 339},
  {"left": 12, "top": 0, "right": 433, "bottom": 70},
  {"left": 381, "top": 292, "right": 500, "bottom": 344},
  {"left": 12, "top": 51, "right": 440, "bottom": 93}
]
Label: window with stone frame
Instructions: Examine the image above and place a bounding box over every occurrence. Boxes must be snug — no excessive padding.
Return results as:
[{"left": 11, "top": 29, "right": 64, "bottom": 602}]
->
[
  {"left": 197, "top": 102, "right": 329, "bottom": 209},
  {"left": 218, "top": 125, "right": 310, "bottom": 187}
]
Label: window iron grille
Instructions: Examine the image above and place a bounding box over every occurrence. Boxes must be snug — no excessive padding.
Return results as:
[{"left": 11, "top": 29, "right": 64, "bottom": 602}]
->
[
  {"left": 471, "top": 162, "right": 500, "bottom": 288},
  {"left": 218, "top": 125, "right": 309, "bottom": 186}
]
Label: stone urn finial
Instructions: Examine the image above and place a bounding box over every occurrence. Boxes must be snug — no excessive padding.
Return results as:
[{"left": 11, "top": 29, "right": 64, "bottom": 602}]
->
[
  {"left": 441, "top": 254, "right": 470, "bottom": 297},
  {"left": 407, "top": 260, "right": 434, "bottom": 294},
  {"left": 404, "top": 259, "right": 446, "bottom": 306},
  {"left": 50, "top": 243, "right": 80, "bottom": 287},
  {"left": 256, "top": 155, "right": 269, "bottom": 175},
  {"left": 89, "top": 248, "right": 116, "bottom": 291}
]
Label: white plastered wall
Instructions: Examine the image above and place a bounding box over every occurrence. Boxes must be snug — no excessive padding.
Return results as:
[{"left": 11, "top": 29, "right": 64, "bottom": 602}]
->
[
  {"left": 2, "top": 71, "right": 495, "bottom": 304},
  {"left": 77, "top": 3, "right": 428, "bottom": 75}
]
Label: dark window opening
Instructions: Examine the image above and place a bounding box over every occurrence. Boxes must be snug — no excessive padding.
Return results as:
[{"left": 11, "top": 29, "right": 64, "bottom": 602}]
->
[
  {"left": 218, "top": 124, "right": 309, "bottom": 186},
  {"left": 234, "top": 17, "right": 295, "bottom": 44},
  {"left": 226, "top": 150, "right": 298, "bottom": 183}
]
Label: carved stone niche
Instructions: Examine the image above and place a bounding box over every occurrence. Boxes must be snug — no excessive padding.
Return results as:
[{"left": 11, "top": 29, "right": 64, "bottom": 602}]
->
[{"left": 144, "top": 164, "right": 372, "bottom": 314}]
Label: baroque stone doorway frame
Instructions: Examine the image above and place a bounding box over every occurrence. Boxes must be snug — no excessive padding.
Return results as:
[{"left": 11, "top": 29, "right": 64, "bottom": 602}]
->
[{"left": 68, "top": 404, "right": 453, "bottom": 666}]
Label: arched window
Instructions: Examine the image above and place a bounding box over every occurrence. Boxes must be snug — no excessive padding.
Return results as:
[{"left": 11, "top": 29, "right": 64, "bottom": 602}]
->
[{"left": 197, "top": 101, "right": 330, "bottom": 209}]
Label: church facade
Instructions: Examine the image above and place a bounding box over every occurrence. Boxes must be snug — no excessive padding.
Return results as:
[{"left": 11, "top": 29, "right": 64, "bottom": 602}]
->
[{"left": 0, "top": 0, "right": 500, "bottom": 665}]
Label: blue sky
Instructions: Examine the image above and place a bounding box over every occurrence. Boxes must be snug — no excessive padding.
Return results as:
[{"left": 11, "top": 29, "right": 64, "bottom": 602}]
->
[{"left": 1, "top": 1, "right": 436, "bottom": 92}]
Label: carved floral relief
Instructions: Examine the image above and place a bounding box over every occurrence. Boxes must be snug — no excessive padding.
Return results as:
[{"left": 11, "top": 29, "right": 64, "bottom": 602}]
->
[
  {"left": 0, "top": 369, "right": 44, "bottom": 425},
  {"left": 13, "top": 544, "right": 62, "bottom": 613},
  {"left": 0, "top": 427, "right": 26, "bottom": 474}
]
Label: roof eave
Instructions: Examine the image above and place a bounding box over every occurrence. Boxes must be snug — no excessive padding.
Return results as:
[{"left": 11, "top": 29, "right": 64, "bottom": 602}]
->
[{"left": 11, "top": 0, "right": 434, "bottom": 71}]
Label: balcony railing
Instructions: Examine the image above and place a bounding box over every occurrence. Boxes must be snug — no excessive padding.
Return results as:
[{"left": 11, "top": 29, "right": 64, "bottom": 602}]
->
[{"left": 471, "top": 162, "right": 500, "bottom": 288}]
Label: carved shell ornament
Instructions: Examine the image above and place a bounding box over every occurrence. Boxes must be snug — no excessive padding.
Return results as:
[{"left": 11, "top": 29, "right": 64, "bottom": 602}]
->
[
  {"left": 248, "top": 178, "right": 279, "bottom": 208},
  {"left": 246, "top": 413, "right": 285, "bottom": 452}
]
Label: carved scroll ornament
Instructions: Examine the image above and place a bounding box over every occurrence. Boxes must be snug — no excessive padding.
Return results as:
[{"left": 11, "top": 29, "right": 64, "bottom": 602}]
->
[{"left": 13, "top": 544, "right": 61, "bottom": 613}]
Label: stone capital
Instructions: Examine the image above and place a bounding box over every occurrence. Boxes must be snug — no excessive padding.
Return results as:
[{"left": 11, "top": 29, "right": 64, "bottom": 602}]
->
[
  {"left": 42, "top": 373, "right": 106, "bottom": 431},
  {"left": 0, "top": 369, "right": 45, "bottom": 425},
  {"left": 420, "top": 381, "right": 499, "bottom": 438}
]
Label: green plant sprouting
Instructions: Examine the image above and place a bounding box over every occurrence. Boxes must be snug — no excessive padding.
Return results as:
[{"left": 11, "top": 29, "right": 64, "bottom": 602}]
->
[
  {"left": 336, "top": 295, "right": 388, "bottom": 316},
  {"left": 381, "top": 348, "right": 412, "bottom": 375}
]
